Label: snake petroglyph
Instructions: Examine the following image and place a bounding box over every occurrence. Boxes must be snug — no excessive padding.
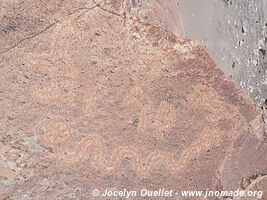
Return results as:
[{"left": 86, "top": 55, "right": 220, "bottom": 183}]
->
[
  {"left": 36, "top": 108, "right": 241, "bottom": 177},
  {"left": 123, "top": 86, "right": 177, "bottom": 136},
  {"left": 36, "top": 115, "right": 191, "bottom": 177}
]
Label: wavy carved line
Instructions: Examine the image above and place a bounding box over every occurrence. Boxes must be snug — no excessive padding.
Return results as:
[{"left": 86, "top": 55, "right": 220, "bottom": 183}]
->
[
  {"left": 37, "top": 117, "right": 180, "bottom": 176},
  {"left": 28, "top": 15, "right": 96, "bottom": 115},
  {"left": 59, "top": 134, "right": 176, "bottom": 176},
  {"left": 37, "top": 83, "right": 243, "bottom": 176},
  {"left": 124, "top": 86, "right": 177, "bottom": 135},
  {"left": 37, "top": 116, "right": 224, "bottom": 177},
  {"left": 60, "top": 133, "right": 227, "bottom": 177},
  {"left": 27, "top": 16, "right": 79, "bottom": 104},
  {"left": 37, "top": 81, "right": 244, "bottom": 177}
]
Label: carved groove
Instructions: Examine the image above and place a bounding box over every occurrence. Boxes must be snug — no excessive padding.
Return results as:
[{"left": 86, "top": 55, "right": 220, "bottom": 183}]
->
[
  {"left": 36, "top": 114, "right": 227, "bottom": 177},
  {"left": 124, "top": 86, "right": 177, "bottom": 135}
]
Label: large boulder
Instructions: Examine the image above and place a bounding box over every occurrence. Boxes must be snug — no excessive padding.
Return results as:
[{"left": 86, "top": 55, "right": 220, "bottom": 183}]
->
[{"left": 0, "top": 0, "right": 266, "bottom": 199}]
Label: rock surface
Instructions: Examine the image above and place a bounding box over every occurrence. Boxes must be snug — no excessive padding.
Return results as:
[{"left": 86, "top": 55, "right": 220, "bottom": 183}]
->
[
  {"left": 0, "top": 0, "right": 266, "bottom": 199},
  {"left": 179, "top": 0, "right": 267, "bottom": 106}
]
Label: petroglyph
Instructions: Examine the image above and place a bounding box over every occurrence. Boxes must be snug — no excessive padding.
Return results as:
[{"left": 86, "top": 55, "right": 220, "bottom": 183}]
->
[
  {"left": 38, "top": 129, "right": 180, "bottom": 177},
  {"left": 1, "top": 0, "right": 266, "bottom": 198},
  {"left": 35, "top": 113, "right": 236, "bottom": 177},
  {"left": 36, "top": 115, "right": 183, "bottom": 176},
  {"left": 37, "top": 116, "right": 72, "bottom": 155},
  {"left": 124, "top": 86, "right": 177, "bottom": 135},
  {"left": 35, "top": 79, "right": 247, "bottom": 177},
  {"left": 27, "top": 14, "right": 96, "bottom": 116},
  {"left": 59, "top": 134, "right": 182, "bottom": 177}
]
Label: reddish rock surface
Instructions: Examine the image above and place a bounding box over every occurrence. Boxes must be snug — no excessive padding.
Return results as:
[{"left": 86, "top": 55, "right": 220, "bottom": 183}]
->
[{"left": 0, "top": 0, "right": 266, "bottom": 199}]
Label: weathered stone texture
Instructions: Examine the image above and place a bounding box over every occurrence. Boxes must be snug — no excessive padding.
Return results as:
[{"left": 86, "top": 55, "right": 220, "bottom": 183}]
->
[{"left": 0, "top": 0, "right": 266, "bottom": 199}]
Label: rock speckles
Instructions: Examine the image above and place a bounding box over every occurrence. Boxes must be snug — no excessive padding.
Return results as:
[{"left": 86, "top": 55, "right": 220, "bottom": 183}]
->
[
  {"left": 179, "top": 0, "right": 267, "bottom": 106},
  {"left": 0, "top": 0, "right": 266, "bottom": 199}
]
